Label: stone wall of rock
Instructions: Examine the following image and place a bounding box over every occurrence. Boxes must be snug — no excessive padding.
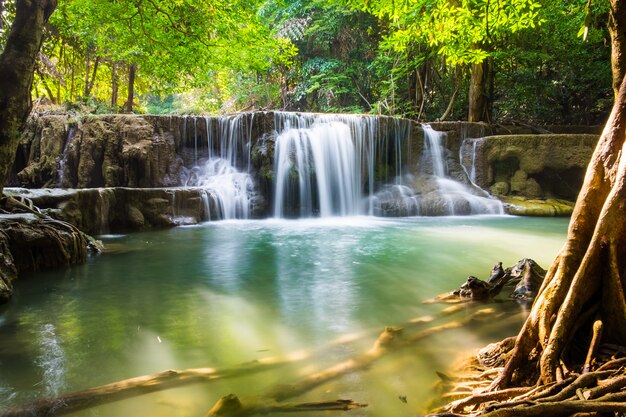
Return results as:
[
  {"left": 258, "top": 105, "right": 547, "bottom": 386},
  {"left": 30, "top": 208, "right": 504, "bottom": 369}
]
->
[
  {"left": 3, "top": 187, "right": 247, "bottom": 235},
  {"left": 0, "top": 213, "right": 93, "bottom": 304},
  {"left": 461, "top": 134, "right": 598, "bottom": 200},
  {"left": 8, "top": 113, "right": 601, "bottom": 224},
  {"left": 13, "top": 114, "right": 185, "bottom": 188}
]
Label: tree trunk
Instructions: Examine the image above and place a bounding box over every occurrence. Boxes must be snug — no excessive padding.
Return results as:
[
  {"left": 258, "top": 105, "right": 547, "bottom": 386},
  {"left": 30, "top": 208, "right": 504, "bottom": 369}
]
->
[
  {"left": 0, "top": 0, "right": 57, "bottom": 195},
  {"left": 490, "top": 0, "right": 626, "bottom": 389},
  {"left": 111, "top": 62, "right": 118, "bottom": 110},
  {"left": 610, "top": 0, "right": 626, "bottom": 95},
  {"left": 495, "top": 70, "right": 626, "bottom": 387},
  {"left": 85, "top": 56, "right": 99, "bottom": 98},
  {"left": 124, "top": 62, "right": 136, "bottom": 113},
  {"left": 468, "top": 58, "right": 493, "bottom": 122}
]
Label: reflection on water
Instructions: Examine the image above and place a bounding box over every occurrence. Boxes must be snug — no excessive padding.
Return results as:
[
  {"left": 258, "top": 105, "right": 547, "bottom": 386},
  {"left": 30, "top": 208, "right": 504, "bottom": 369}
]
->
[
  {"left": 0, "top": 216, "right": 568, "bottom": 416},
  {"left": 36, "top": 324, "right": 66, "bottom": 397}
]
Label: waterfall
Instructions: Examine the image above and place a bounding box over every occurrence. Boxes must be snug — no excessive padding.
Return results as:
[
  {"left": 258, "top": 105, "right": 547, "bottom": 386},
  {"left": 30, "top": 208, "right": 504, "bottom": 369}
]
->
[
  {"left": 183, "top": 114, "right": 255, "bottom": 220},
  {"left": 423, "top": 125, "right": 447, "bottom": 177},
  {"left": 272, "top": 112, "right": 409, "bottom": 218},
  {"left": 179, "top": 112, "right": 502, "bottom": 220},
  {"left": 187, "top": 158, "right": 252, "bottom": 219},
  {"left": 421, "top": 125, "right": 504, "bottom": 215},
  {"left": 57, "top": 124, "right": 78, "bottom": 188}
]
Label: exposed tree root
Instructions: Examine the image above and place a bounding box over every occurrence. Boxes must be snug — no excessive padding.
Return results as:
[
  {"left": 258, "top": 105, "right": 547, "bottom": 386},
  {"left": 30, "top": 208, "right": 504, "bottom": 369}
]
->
[{"left": 427, "top": 350, "right": 626, "bottom": 417}]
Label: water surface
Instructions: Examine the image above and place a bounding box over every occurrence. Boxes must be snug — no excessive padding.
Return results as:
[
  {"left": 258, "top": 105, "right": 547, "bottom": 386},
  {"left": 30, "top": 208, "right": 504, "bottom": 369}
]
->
[{"left": 0, "top": 216, "right": 568, "bottom": 416}]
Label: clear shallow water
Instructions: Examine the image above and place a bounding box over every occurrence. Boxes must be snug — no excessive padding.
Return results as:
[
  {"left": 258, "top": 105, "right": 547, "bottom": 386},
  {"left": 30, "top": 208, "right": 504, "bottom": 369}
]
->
[{"left": 0, "top": 216, "right": 568, "bottom": 416}]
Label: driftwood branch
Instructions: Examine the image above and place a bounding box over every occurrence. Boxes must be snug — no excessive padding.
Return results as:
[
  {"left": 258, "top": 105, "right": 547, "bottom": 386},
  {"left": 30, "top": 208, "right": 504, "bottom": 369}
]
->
[
  {"left": 0, "top": 363, "right": 286, "bottom": 417},
  {"left": 1, "top": 304, "right": 486, "bottom": 417},
  {"left": 205, "top": 394, "right": 366, "bottom": 417},
  {"left": 268, "top": 309, "right": 495, "bottom": 402}
]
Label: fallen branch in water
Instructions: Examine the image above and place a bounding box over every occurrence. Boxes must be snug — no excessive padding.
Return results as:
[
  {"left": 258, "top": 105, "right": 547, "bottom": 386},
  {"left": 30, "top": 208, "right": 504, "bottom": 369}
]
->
[
  {"left": 205, "top": 394, "right": 366, "bottom": 417},
  {"left": 267, "top": 308, "right": 496, "bottom": 402},
  {"left": 0, "top": 362, "right": 286, "bottom": 417},
  {"left": 1, "top": 303, "right": 482, "bottom": 417}
]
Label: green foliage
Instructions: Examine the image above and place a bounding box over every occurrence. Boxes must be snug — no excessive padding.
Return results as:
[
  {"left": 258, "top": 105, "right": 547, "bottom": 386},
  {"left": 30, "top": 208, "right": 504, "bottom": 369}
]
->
[
  {"left": 32, "top": 0, "right": 286, "bottom": 112},
  {"left": 262, "top": 0, "right": 379, "bottom": 112},
  {"left": 2, "top": 0, "right": 615, "bottom": 124},
  {"left": 345, "top": 0, "right": 543, "bottom": 65},
  {"left": 493, "top": 1, "right": 612, "bottom": 124}
]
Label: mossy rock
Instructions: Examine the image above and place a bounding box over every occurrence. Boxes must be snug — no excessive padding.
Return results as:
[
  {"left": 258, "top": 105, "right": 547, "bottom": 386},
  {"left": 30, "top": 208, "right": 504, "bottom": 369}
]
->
[{"left": 502, "top": 196, "right": 574, "bottom": 217}]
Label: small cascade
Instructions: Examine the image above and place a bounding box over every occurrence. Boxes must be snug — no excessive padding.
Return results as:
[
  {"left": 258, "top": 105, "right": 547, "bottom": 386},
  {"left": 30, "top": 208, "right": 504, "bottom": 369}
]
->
[
  {"left": 272, "top": 112, "right": 409, "bottom": 218},
  {"left": 423, "top": 125, "right": 447, "bottom": 177},
  {"left": 57, "top": 124, "right": 78, "bottom": 188},
  {"left": 460, "top": 136, "right": 482, "bottom": 185},
  {"left": 185, "top": 158, "right": 253, "bottom": 220},
  {"left": 182, "top": 114, "right": 256, "bottom": 220},
  {"left": 420, "top": 125, "right": 503, "bottom": 215},
  {"left": 96, "top": 189, "right": 112, "bottom": 233},
  {"left": 274, "top": 121, "right": 358, "bottom": 217}
]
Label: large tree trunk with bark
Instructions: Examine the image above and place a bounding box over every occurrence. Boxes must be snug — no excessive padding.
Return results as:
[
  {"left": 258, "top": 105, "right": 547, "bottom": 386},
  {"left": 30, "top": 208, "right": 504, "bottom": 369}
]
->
[
  {"left": 468, "top": 58, "right": 493, "bottom": 122},
  {"left": 0, "top": 0, "right": 57, "bottom": 195},
  {"left": 494, "top": 69, "right": 626, "bottom": 388},
  {"left": 124, "top": 62, "right": 137, "bottom": 113},
  {"left": 491, "top": 0, "right": 626, "bottom": 388},
  {"left": 610, "top": 0, "right": 626, "bottom": 95}
]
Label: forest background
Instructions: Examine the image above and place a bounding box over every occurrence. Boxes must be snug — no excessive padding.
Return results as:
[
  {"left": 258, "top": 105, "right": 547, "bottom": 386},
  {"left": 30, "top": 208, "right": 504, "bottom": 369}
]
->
[{"left": 0, "top": 0, "right": 614, "bottom": 125}]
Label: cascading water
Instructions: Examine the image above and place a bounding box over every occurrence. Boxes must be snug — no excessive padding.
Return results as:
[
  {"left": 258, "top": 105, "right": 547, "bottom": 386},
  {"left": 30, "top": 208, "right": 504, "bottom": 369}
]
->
[
  {"left": 272, "top": 112, "right": 409, "bottom": 218},
  {"left": 421, "top": 125, "right": 503, "bottom": 215},
  {"left": 57, "top": 124, "right": 78, "bottom": 187},
  {"left": 179, "top": 112, "right": 502, "bottom": 220},
  {"left": 185, "top": 158, "right": 253, "bottom": 220},
  {"left": 273, "top": 121, "right": 358, "bottom": 217},
  {"left": 182, "top": 114, "right": 256, "bottom": 220}
]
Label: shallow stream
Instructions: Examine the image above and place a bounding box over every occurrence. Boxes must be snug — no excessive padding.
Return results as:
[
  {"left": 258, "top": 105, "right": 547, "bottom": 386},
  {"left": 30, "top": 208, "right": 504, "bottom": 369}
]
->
[{"left": 0, "top": 216, "right": 568, "bottom": 416}]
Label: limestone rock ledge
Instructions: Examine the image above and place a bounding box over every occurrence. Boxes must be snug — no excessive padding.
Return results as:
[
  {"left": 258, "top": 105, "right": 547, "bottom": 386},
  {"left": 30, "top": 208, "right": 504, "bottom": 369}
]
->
[
  {"left": 0, "top": 213, "right": 94, "bottom": 304},
  {"left": 3, "top": 187, "right": 249, "bottom": 235},
  {"left": 501, "top": 196, "right": 575, "bottom": 216}
]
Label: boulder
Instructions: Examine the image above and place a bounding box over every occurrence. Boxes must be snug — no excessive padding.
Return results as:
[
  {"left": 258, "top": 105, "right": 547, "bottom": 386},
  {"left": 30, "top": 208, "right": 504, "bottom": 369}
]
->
[{"left": 0, "top": 212, "right": 95, "bottom": 304}]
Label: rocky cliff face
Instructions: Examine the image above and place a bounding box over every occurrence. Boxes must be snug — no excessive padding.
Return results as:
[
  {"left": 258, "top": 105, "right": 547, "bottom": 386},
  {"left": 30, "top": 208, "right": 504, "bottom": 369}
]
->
[
  {"left": 13, "top": 115, "right": 184, "bottom": 188},
  {"left": 0, "top": 212, "right": 94, "bottom": 304},
  {"left": 461, "top": 134, "right": 598, "bottom": 200},
  {"left": 7, "top": 113, "right": 600, "bottom": 229}
]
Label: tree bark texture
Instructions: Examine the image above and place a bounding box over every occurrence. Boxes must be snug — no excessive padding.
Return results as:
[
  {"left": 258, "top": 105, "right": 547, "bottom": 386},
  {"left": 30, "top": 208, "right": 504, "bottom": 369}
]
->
[
  {"left": 468, "top": 58, "right": 493, "bottom": 123},
  {"left": 0, "top": 0, "right": 57, "bottom": 195},
  {"left": 610, "top": 0, "right": 626, "bottom": 95},
  {"left": 125, "top": 62, "right": 137, "bottom": 113},
  {"left": 111, "top": 62, "right": 118, "bottom": 110},
  {"left": 496, "top": 70, "right": 626, "bottom": 387}
]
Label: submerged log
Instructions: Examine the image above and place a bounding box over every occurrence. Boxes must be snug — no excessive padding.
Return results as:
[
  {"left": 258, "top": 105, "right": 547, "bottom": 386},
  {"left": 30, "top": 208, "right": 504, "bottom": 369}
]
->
[
  {"left": 205, "top": 394, "right": 366, "bottom": 417},
  {"left": 0, "top": 363, "right": 286, "bottom": 417},
  {"left": 2, "top": 305, "right": 494, "bottom": 417},
  {"left": 268, "top": 308, "right": 495, "bottom": 402}
]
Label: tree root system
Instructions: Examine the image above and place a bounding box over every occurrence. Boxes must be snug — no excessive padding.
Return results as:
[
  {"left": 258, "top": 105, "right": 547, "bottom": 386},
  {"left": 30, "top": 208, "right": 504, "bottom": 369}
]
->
[{"left": 426, "top": 340, "right": 626, "bottom": 417}]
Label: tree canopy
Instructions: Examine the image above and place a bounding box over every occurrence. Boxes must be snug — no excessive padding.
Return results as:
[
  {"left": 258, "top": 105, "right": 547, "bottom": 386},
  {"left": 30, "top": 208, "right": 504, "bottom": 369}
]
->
[{"left": 0, "top": 0, "right": 614, "bottom": 123}]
